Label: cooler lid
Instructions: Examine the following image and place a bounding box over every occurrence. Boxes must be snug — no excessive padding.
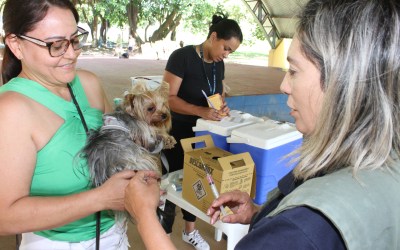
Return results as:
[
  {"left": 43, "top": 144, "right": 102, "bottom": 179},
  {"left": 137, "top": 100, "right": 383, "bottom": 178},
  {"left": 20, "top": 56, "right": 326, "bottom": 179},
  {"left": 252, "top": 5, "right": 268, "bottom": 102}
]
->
[
  {"left": 228, "top": 120, "right": 303, "bottom": 149},
  {"left": 192, "top": 110, "right": 264, "bottom": 136},
  {"left": 130, "top": 76, "right": 162, "bottom": 90}
]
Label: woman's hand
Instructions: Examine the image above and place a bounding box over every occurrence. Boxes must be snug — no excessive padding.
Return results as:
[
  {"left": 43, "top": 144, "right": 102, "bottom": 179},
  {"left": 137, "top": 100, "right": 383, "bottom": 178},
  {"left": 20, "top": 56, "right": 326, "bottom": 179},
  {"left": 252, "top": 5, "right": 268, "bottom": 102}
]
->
[
  {"left": 200, "top": 98, "right": 230, "bottom": 120},
  {"left": 96, "top": 170, "right": 136, "bottom": 211},
  {"left": 219, "top": 98, "right": 230, "bottom": 116},
  {"left": 207, "top": 190, "right": 259, "bottom": 225},
  {"left": 124, "top": 170, "right": 161, "bottom": 221},
  {"left": 125, "top": 171, "right": 176, "bottom": 250},
  {"left": 198, "top": 106, "right": 225, "bottom": 121}
]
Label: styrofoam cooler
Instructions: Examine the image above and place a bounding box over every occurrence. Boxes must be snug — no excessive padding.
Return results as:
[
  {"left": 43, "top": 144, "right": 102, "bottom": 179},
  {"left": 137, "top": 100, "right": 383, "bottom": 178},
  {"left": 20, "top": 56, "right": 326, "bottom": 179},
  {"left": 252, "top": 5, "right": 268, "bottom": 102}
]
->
[
  {"left": 130, "top": 76, "right": 162, "bottom": 90},
  {"left": 192, "top": 110, "right": 263, "bottom": 151},
  {"left": 227, "top": 120, "right": 303, "bottom": 205}
]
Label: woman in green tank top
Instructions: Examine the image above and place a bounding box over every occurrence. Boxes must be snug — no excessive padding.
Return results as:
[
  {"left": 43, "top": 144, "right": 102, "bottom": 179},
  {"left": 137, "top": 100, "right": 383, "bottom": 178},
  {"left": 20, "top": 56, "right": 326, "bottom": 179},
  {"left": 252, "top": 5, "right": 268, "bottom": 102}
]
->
[{"left": 0, "top": 1, "right": 135, "bottom": 249}]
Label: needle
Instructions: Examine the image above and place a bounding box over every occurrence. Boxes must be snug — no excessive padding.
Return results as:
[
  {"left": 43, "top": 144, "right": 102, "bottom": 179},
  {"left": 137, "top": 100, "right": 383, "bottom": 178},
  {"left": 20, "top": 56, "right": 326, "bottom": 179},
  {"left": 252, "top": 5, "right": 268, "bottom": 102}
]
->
[{"left": 200, "top": 157, "right": 226, "bottom": 216}]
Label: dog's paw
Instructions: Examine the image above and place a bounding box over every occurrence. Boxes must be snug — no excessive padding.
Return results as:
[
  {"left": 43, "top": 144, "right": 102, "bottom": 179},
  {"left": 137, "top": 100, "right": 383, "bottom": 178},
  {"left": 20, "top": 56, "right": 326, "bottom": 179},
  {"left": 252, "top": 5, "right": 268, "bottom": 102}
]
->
[{"left": 163, "top": 136, "right": 177, "bottom": 149}]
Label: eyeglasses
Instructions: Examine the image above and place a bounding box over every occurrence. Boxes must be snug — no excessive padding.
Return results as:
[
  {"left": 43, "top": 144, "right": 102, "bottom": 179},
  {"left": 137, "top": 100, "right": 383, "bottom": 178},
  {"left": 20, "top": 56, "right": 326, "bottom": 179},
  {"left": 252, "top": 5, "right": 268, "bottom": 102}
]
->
[{"left": 16, "top": 27, "right": 89, "bottom": 57}]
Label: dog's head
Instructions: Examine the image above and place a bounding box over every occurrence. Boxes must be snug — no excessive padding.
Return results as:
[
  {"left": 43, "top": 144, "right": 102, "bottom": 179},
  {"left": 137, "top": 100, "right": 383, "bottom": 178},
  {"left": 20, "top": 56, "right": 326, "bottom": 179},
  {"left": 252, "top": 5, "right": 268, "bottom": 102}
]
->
[{"left": 122, "top": 80, "right": 171, "bottom": 131}]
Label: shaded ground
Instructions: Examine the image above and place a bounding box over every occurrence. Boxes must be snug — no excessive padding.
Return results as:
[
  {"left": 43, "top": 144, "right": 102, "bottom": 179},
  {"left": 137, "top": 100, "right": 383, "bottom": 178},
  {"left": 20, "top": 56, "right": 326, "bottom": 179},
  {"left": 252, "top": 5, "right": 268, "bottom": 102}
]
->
[{"left": 77, "top": 51, "right": 285, "bottom": 102}]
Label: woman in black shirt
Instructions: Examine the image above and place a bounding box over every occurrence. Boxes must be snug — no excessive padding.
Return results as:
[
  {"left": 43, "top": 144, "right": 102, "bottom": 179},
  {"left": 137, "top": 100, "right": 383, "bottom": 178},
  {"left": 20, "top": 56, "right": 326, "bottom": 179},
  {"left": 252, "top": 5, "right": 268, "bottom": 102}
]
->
[{"left": 161, "top": 13, "right": 242, "bottom": 250}]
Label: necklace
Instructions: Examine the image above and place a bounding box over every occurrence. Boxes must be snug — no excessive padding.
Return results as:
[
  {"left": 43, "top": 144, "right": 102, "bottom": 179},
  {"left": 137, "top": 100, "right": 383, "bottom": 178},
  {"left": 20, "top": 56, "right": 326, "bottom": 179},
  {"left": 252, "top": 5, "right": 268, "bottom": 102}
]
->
[{"left": 199, "top": 44, "right": 216, "bottom": 95}]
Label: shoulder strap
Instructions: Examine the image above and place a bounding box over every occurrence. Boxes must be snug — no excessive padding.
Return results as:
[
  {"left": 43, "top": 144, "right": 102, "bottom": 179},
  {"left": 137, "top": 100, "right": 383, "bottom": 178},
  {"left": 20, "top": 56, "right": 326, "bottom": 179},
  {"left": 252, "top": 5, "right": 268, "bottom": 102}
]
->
[
  {"left": 68, "top": 83, "right": 89, "bottom": 133},
  {"left": 68, "top": 75, "right": 91, "bottom": 108},
  {"left": 68, "top": 78, "right": 101, "bottom": 250}
]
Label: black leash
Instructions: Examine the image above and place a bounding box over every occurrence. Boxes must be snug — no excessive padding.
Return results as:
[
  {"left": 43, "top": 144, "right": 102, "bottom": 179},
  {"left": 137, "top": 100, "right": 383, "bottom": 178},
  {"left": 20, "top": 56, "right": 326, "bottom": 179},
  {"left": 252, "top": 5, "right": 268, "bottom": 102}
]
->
[
  {"left": 67, "top": 83, "right": 101, "bottom": 250},
  {"left": 68, "top": 83, "right": 89, "bottom": 132}
]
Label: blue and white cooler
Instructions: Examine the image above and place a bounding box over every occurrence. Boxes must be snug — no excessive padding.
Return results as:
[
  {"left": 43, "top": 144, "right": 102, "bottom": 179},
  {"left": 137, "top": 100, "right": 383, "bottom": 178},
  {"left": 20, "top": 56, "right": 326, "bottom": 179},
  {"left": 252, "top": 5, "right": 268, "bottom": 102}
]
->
[
  {"left": 227, "top": 120, "right": 303, "bottom": 205},
  {"left": 192, "top": 110, "right": 263, "bottom": 151}
]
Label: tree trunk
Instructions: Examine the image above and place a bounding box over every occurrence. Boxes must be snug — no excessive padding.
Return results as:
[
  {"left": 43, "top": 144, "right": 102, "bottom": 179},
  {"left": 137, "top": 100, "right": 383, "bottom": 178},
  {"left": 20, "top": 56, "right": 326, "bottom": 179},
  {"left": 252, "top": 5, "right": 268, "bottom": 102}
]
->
[
  {"left": 150, "top": 10, "right": 182, "bottom": 42},
  {"left": 169, "top": 14, "right": 182, "bottom": 41},
  {"left": 145, "top": 24, "right": 151, "bottom": 42},
  {"left": 91, "top": 15, "right": 98, "bottom": 48},
  {"left": 127, "top": 1, "right": 143, "bottom": 52},
  {"left": 99, "top": 17, "right": 108, "bottom": 46},
  {"left": 170, "top": 30, "right": 176, "bottom": 41},
  {"left": 76, "top": 0, "right": 96, "bottom": 47}
]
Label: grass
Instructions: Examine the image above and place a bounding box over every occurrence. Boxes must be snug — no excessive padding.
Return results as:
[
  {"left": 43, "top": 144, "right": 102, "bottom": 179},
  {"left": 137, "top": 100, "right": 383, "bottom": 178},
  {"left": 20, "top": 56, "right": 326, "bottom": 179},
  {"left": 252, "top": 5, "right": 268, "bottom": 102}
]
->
[{"left": 229, "top": 50, "right": 268, "bottom": 60}]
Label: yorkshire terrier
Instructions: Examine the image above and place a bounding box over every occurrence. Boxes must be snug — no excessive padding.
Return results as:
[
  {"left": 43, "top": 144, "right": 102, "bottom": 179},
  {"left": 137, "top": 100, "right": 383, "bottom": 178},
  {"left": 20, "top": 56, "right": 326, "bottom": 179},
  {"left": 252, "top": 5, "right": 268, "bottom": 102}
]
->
[
  {"left": 81, "top": 80, "right": 175, "bottom": 187},
  {"left": 80, "top": 80, "right": 176, "bottom": 243},
  {"left": 122, "top": 80, "right": 176, "bottom": 152}
]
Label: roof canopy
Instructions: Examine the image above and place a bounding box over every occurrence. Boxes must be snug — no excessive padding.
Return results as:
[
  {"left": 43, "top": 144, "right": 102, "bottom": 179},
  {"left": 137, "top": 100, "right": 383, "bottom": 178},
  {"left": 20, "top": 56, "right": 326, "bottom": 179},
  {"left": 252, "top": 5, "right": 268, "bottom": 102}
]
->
[{"left": 242, "top": 0, "right": 308, "bottom": 48}]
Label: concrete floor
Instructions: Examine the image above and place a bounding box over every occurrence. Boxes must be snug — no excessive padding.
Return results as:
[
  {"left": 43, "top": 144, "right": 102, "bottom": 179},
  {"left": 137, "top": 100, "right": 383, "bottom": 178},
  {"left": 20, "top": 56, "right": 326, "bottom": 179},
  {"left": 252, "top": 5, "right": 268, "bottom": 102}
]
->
[
  {"left": 0, "top": 213, "right": 226, "bottom": 249},
  {"left": 75, "top": 55, "right": 284, "bottom": 102},
  {"left": 0, "top": 55, "right": 285, "bottom": 250}
]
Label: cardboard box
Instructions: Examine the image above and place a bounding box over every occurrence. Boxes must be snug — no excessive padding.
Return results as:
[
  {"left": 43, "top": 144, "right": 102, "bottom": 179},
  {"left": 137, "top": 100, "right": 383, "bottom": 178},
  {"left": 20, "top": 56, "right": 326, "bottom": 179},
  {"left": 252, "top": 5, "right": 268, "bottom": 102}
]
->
[{"left": 181, "top": 135, "right": 255, "bottom": 214}]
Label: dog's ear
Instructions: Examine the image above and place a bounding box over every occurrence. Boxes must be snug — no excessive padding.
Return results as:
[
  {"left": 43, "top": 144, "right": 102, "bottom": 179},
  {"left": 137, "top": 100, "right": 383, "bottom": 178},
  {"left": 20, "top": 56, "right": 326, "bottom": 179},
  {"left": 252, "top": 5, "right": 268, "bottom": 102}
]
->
[
  {"left": 158, "top": 81, "right": 170, "bottom": 99},
  {"left": 132, "top": 81, "right": 148, "bottom": 94},
  {"left": 123, "top": 93, "right": 135, "bottom": 116}
]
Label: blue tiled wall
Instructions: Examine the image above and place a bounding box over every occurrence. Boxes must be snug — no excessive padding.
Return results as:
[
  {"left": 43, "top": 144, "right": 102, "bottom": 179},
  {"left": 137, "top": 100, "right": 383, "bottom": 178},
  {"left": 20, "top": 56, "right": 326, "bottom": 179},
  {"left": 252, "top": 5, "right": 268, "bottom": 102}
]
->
[{"left": 226, "top": 94, "right": 294, "bottom": 122}]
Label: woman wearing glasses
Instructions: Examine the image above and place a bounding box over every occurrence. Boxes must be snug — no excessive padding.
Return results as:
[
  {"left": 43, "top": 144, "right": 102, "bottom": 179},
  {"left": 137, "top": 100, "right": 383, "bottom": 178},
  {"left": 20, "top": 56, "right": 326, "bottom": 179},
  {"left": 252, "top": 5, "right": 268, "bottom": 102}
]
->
[{"left": 0, "top": 0, "right": 134, "bottom": 249}]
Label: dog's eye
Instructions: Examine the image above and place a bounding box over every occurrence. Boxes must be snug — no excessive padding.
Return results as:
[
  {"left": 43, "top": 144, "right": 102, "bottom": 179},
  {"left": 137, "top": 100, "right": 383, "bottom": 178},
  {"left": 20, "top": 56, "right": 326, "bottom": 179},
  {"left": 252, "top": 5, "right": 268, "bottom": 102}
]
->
[{"left": 147, "top": 106, "right": 156, "bottom": 113}]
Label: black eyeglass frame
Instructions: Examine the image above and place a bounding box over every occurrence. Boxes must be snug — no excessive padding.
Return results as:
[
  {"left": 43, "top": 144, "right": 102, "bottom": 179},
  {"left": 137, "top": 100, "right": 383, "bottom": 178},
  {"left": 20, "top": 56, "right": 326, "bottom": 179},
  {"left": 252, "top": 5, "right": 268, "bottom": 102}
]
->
[{"left": 16, "top": 27, "right": 89, "bottom": 57}]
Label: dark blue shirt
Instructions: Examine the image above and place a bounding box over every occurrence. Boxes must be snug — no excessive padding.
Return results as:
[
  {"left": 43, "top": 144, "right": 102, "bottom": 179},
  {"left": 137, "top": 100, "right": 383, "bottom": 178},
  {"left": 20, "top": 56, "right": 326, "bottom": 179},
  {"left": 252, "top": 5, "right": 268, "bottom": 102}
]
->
[{"left": 235, "top": 172, "right": 346, "bottom": 250}]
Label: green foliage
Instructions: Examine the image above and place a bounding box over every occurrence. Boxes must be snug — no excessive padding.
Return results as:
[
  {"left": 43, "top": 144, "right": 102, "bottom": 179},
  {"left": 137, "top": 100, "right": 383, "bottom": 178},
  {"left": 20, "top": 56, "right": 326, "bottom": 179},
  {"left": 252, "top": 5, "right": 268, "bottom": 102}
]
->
[
  {"left": 129, "top": 0, "right": 218, "bottom": 39},
  {"left": 96, "top": 0, "right": 130, "bottom": 28},
  {"left": 253, "top": 26, "right": 267, "bottom": 41},
  {"left": 182, "top": 0, "right": 217, "bottom": 34},
  {"left": 228, "top": 50, "right": 268, "bottom": 61},
  {"left": 3, "top": 0, "right": 266, "bottom": 49},
  {"left": 215, "top": 2, "right": 245, "bottom": 21}
]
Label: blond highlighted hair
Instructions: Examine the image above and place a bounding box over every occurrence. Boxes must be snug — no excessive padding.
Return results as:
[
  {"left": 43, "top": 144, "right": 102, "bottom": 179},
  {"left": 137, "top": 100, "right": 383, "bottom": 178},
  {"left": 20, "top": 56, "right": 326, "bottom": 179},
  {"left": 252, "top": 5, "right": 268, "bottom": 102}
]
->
[{"left": 293, "top": 0, "right": 400, "bottom": 180}]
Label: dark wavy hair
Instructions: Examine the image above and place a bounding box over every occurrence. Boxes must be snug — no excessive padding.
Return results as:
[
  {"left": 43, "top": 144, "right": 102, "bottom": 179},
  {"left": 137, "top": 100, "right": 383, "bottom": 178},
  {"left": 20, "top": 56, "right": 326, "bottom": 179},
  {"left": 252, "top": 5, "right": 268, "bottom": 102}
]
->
[
  {"left": 207, "top": 13, "right": 243, "bottom": 43},
  {"left": 1, "top": 0, "right": 79, "bottom": 84}
]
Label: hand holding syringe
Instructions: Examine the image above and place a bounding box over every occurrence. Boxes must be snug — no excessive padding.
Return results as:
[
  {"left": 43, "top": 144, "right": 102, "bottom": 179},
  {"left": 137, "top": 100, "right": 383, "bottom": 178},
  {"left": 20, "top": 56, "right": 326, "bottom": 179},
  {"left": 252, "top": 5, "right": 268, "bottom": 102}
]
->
[{"left": 200, "top": 157, "right": 227, "bottom": 217}]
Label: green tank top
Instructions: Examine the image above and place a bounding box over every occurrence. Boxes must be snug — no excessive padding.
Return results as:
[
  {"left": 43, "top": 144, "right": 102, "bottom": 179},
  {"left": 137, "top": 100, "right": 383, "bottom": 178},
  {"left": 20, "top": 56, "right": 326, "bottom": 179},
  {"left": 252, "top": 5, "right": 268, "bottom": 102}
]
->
[{"left": 0, "top": 76, "right": 114, "bottom": 242}]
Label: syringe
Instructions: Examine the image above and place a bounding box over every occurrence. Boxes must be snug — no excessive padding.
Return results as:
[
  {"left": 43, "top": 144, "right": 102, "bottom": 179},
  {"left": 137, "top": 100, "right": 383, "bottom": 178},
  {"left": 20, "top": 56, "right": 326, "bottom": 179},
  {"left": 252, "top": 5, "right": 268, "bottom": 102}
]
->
[{"left": 200, "top": 157, "right": 227, "bottom": 216}]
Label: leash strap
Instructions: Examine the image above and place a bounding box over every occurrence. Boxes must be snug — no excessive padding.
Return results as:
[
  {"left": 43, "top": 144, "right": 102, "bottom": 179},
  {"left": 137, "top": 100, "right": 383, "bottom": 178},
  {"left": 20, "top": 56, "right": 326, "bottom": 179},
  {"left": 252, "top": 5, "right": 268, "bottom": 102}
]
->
[
  {"left": 67, "top": 83, "right": 101, "bottom": 250},
  {"left": 67, "top": 84, "right": 89, "bottom": 133}
]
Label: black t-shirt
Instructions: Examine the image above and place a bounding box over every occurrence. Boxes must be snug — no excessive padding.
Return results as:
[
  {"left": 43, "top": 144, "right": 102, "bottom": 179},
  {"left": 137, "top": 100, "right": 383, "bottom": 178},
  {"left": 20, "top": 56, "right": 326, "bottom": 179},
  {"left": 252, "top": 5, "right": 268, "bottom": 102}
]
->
[{"left": 165, "top": 45, "right": 225, "bottom": 123}]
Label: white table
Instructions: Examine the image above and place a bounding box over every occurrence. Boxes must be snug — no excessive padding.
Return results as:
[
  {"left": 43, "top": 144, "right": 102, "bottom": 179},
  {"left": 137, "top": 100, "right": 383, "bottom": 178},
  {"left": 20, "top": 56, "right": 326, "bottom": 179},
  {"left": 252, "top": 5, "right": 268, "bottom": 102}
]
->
[{"left": 164, "top": 170, "right": 249, "bottom": 250}]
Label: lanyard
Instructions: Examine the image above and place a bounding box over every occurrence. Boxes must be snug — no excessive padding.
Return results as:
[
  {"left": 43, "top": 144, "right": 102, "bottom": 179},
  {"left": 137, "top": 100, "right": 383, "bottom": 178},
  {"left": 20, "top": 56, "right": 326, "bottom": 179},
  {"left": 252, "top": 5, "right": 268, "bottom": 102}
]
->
[{"left": 200, "top": 44, "right": 216, "bottom": 95}]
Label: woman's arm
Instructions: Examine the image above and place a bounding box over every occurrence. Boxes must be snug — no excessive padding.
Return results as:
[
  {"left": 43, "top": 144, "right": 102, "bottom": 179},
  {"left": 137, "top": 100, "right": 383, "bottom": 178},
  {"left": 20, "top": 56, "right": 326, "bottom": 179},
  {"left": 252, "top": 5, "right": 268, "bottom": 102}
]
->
[
  {"left": 125, "top": 171, "right": 176, "bottom": 250},
  {"left": 0, "top": 91, "right": 133, "bottom": 235}
]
